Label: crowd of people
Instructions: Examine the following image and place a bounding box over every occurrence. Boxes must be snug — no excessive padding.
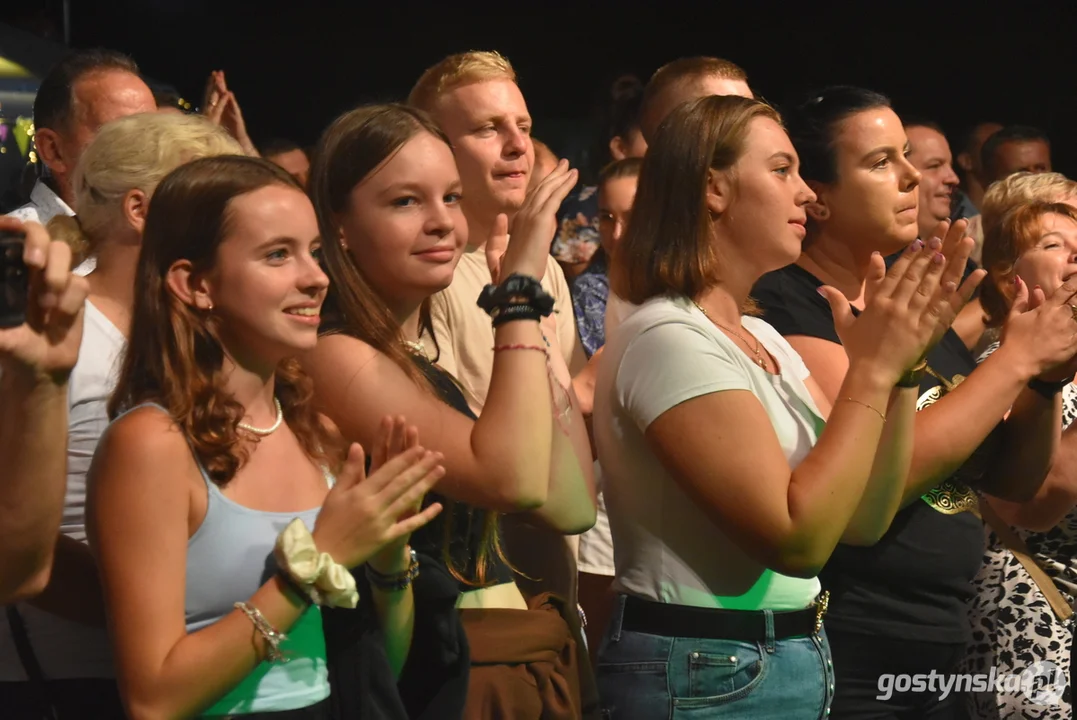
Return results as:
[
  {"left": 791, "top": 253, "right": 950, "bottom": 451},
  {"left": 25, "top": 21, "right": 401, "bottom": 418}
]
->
[{"left": 0, "top": 44, "right": 1074, "bottom": 720}]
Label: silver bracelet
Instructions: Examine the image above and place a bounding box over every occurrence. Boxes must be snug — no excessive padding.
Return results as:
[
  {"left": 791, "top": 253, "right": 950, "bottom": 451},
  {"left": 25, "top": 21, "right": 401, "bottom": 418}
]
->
[{"left": 234, "top": 602, "right": 288, "bottom": 663}]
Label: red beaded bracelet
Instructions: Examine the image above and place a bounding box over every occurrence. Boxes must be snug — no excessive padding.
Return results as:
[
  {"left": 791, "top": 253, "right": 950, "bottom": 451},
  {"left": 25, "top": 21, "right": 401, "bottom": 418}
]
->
[{"left": 492, "top": 344, "right": 547, "bottom": 354}]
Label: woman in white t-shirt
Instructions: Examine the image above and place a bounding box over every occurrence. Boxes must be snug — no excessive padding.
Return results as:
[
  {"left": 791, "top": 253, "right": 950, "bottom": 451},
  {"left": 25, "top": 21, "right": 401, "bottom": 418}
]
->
[
  {"left": 592, "top": 95, "right": 976, "bottom": 718},
  {"left": 0, "top": 112, "right": 241, "bottom": 719}
]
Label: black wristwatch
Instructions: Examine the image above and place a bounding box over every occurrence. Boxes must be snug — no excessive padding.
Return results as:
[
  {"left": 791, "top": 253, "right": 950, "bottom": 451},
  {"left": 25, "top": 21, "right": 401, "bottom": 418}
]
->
[
  {"left": 1027, "top": 375, "right": 1075, "bottom": 401},
  {"left": 476, "top": 274, "right": 555, "bottom": 318}
]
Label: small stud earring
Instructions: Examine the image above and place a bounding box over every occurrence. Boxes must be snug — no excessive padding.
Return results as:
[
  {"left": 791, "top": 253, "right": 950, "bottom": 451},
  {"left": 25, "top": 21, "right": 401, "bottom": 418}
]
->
[{"left": 207, "top": 301, "right": 214, "bottom": 311}]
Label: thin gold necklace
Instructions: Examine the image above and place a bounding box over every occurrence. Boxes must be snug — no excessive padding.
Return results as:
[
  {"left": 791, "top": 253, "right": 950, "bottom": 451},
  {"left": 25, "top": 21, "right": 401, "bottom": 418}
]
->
[{"left": 692, "top": 300, "right": 768, "bottom": 370}]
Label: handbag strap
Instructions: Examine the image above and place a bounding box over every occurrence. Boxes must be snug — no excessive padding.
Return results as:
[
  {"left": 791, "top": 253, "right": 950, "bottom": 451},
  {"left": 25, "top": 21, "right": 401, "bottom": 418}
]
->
[
  {"left": 6, "top": 605, "right": 59, "bottom": 719},
  {"left": 980, "top": 499, "right": 1075, "bottom": 622}
]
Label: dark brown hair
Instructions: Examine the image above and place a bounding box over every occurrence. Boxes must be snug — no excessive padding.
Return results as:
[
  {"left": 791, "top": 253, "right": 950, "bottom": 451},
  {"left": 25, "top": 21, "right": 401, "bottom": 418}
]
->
[
  {"left": 109, "top": 156, "right": 339, "bottom": 485},
  {"left": 613, "top": 94, "right": 780, "bottom": 306},
  {"left": 981, "top": 202, "right": 1077, "bottom": 326},
  {"left": 35, "top": 48, "right": 140, "bottom": 132},
  {"left": 599, "top": 157, "right": 644, "bottom": 186},
  {"left": 309, "top": 103, "right": 504, "bottom": 585}
]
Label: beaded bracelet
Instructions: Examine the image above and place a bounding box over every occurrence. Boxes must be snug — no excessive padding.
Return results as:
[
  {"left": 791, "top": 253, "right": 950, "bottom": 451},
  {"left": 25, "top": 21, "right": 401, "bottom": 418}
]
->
[
  {"left": 493, "top": 343, "right": 547, "bottom": 354},
  {"left": 235, "top": 602, "right": 288, "bottom": 663},
  {"left": 491, "top": 342, "right": 574, "bottom": 435},
  {"left": 365, "top": 549, "right": 420, "bottom": 592}
]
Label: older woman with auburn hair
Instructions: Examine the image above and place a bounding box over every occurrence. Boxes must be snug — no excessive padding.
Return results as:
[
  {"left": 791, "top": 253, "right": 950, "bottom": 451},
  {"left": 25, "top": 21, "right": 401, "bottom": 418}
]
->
[
  {"left": 592, "top": 93, "right": 967, "bottom": 718},
  {"left": 963, "top": 201, "right": 1077, "bottom": 719}
]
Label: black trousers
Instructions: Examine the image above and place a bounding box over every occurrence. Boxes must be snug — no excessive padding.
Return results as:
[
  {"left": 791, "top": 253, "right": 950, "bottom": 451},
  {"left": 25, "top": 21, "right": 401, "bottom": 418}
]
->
[
  {"left": 0, "top": 678, "right": 124, "bottom": 719},
  {"left": 826, "top": 628, "right": 968, "bottom": 720},
  {"left": 0, "top": 680, "right": 332, "bottom": 719}
]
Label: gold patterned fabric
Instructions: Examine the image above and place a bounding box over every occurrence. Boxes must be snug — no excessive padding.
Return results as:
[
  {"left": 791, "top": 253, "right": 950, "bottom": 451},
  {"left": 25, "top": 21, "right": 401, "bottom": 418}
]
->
[
  {"left": 916, "top": 368, "right": 980, "bottom": 516},
  {"left": 921, "top": 480, "right": 980, "bottom": 516}
]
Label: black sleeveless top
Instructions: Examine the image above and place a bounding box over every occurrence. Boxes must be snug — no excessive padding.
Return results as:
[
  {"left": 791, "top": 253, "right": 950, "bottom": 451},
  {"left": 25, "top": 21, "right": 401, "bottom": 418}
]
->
[{"left": 409, "top": 355, "right": 516, "bottom": 590}]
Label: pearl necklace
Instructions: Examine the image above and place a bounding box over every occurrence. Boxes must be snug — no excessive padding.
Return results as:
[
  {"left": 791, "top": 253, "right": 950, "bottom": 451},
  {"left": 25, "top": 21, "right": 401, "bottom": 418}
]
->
[
  {"left": 238, "top": 398, "right": 283, "bottom": 436},
  {"left": 404, "top": 340, "right": 426, "bottom": 356},
  {"left": 692, "top": 301, "right": 768, "bottom": 370}
]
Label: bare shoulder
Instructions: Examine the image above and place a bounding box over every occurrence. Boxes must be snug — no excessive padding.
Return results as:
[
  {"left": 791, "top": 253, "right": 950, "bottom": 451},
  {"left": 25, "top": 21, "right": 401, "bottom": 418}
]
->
[
  {"left": 304, "top": 333, "right": 379, "bottom": 377},
  {"left": 93, "top": 406, "right": 192, "bottom": 486}
]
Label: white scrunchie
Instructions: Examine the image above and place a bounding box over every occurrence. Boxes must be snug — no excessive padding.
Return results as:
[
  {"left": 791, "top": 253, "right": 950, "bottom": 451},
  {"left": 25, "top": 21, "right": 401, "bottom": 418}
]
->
[{"left": 274, "top": 518, "right": 359, "bottom": 609}]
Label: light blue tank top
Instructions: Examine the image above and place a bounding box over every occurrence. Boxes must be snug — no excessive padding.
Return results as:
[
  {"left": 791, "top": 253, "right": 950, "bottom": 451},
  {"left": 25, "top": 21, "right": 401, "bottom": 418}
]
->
[{"left": 133, "top": 404, "right": 331, "bottom": 716}]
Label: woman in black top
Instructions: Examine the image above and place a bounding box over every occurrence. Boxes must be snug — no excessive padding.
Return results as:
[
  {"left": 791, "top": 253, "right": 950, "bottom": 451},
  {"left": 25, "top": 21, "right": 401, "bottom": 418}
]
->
[
  {"left": 302, "top": 104, "right": 596, "bottom": 719},
  {"left": 753, "top": 86, "right": 1077, "bottom": 719}
]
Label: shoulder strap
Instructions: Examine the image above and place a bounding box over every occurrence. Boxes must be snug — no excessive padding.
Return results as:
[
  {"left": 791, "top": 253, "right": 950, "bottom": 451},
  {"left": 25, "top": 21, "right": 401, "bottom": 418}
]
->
[{"left": 980, "top": 499, "right": 1074, "bottom": 622}]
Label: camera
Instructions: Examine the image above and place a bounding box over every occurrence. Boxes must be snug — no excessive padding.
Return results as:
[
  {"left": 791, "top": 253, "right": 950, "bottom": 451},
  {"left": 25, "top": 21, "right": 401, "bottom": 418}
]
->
[{"left": 0, "top": 231, "right": 29, "bottom": 329}]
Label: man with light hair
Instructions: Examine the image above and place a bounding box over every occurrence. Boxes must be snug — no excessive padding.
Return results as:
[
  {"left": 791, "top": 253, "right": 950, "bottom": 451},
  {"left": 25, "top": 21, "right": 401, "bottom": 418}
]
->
[
  {"left": 409, "top": 51, "right": 584, "bottom": 410},
  {"left": 637, "top": 56, "right": 753, "bottom": 143}
]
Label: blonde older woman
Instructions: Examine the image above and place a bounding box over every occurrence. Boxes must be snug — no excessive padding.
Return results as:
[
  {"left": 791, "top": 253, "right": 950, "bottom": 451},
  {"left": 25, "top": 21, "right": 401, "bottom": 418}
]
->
[{"left": 963, "top": 191, "right": 1077, "bottom": 720}]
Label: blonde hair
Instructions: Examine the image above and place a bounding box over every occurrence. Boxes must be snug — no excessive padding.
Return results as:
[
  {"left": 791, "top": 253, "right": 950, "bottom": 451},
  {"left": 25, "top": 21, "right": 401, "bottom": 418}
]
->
[
  {"left": 980, "top": 172, "right": 1077, "bottom": 242},
  {"left": 408, "top": 51, "right": 517, "bottom": 112},
  {"left": 48, "top": 112, "right": 242, "bottom": 262}
]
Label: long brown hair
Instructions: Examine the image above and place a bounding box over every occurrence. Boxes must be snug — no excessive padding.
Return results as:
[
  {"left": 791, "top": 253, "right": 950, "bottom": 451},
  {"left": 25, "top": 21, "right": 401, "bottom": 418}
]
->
[
  {"left": 109, "top": 156, "right": 339, "bottom": 485},
  {"left": 613, "top": 94, "right": 780, "bottom": 307},
  {"left": 309, "top": 103, "right": 504, "bottom": 585}
]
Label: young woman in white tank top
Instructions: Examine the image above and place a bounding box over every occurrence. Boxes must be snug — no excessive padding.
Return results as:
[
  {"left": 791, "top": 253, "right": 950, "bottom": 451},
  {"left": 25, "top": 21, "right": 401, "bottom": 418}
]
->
[{"left": 87, "top": 156, "right": 444, "bottom": 719}]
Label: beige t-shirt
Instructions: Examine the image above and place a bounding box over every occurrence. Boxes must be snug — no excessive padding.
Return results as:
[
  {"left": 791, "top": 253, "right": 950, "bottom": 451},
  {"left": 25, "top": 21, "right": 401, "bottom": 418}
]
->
[{"left": 425, "top": 246, "right": 585, "bottom": 412}]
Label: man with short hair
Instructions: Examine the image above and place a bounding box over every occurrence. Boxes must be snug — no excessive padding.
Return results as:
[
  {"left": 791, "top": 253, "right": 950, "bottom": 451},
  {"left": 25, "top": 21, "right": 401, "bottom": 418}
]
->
[
  {"left": 904, "top": 119, "right": 962, "bottom": 244},
  {"left": 409, "top": 51, "right": 584, "bottom": 409},
  {"left": 638, "top": 56, "right": 752, "bottom": 142},
  {"left": 9, "top": 49, "right": 155, "bottom": 228},
  {"left": 261, "top": 138, "right": 311, "bottom": 190},
  {"left": 981, "top": 124, "right": 1052, "bottom": 184},
  {"left": 955, "top": 121, "right": 1002, "bottom": 210}
]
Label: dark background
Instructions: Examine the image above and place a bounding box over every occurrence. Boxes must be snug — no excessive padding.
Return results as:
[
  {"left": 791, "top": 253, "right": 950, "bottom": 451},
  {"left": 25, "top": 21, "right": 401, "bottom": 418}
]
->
[{"left": 10, "top": 0, "right": 1077, "bottom": 181}]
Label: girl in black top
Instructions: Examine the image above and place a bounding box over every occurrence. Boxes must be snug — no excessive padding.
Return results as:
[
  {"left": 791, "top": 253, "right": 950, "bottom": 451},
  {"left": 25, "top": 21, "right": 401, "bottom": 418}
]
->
[
  {"left": 302, "top": 104, "right": 596, "bottom": 719},
  {"left": 753, "top": 86, "right": 1077, "bottom": 719}
]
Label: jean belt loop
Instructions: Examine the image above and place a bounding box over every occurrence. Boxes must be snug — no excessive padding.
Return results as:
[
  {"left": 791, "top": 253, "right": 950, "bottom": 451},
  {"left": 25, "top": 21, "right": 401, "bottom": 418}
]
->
[
  {"left": 763, "top": 608, "right": 776, "bottom": 653},
  {"left": 610, "top": 594, "right": 627, "bottom": 643}
]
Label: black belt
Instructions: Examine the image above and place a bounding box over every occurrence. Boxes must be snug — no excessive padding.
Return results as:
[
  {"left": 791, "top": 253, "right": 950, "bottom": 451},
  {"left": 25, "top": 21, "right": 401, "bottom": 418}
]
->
[{"left": 620, "top": 592, "right": 828, "bottom": 642}]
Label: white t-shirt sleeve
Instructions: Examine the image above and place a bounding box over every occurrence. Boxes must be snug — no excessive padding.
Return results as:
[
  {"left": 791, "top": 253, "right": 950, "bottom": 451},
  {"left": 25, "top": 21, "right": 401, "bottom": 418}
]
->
[{"left": 617, "top": 319, "right": 752, "bottom": 432}]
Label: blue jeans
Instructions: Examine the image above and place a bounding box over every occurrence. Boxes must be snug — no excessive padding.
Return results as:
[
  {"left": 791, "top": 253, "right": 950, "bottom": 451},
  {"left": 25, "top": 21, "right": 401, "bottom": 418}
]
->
[{"left": 596, "top": 594, "right": 835, "bottom": 719}]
